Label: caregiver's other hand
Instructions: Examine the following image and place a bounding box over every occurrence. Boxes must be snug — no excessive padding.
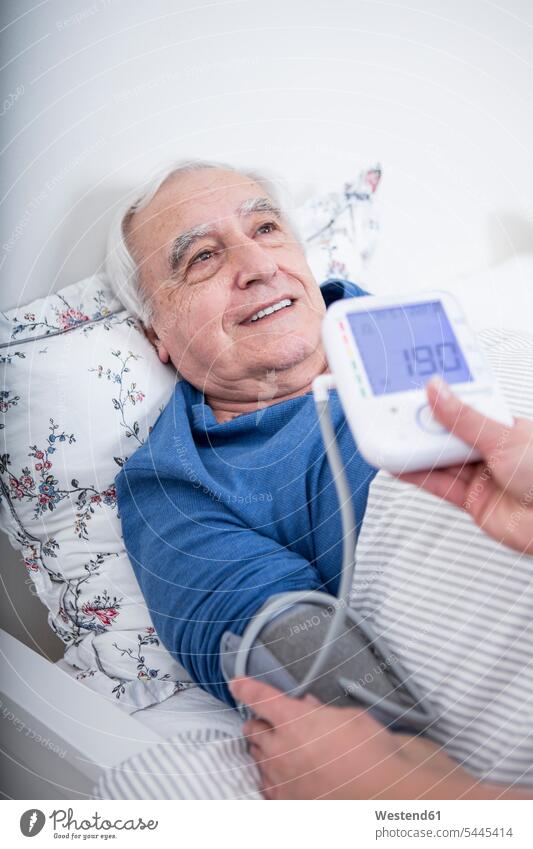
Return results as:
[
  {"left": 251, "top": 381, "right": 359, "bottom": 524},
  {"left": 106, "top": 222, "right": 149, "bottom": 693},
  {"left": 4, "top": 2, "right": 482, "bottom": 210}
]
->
[
  {"left": 398, "top": 377, "right": 533, "bottom": 555},
  {"left": 230, "top": 677, "right": 482, "bottom": 800}
]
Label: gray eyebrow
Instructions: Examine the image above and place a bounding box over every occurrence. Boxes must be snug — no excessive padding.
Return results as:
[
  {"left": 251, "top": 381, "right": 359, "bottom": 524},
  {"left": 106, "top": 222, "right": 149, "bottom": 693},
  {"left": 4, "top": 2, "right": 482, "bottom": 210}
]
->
[
  {"left": 236, "top": 197, "right": 281, "bottom": 217},
  {"left": 167, "top": 197, "right": 282, "bottom": 276},
  {"left": 168, "top": 223, "right": 215, "bottom": 276}
]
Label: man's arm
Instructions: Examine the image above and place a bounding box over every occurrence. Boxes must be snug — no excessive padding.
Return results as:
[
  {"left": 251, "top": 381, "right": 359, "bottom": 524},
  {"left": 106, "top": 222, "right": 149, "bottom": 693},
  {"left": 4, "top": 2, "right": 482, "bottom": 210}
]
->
[{"left": 116, "top": 465, "right": 324, "bottom": 705}]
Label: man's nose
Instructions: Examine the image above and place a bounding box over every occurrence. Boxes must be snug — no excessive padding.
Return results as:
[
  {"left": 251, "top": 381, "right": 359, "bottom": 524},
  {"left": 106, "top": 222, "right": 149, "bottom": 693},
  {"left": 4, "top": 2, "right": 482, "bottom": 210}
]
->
[{"left": 231, "top": 237, "right": 278, "bottom": 289}]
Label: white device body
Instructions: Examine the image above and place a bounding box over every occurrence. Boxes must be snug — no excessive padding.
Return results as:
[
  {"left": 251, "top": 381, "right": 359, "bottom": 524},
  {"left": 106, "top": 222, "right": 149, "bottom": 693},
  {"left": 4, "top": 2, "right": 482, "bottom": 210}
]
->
[{"left": 322, "top": 290, "right": 513, "bottom": 473}]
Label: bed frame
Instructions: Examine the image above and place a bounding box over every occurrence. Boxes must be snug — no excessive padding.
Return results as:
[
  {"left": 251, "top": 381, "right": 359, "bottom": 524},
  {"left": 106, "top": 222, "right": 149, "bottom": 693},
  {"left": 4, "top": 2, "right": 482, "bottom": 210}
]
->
[{"left": 0, "top": 628, "right": 164, "bottom": 799}]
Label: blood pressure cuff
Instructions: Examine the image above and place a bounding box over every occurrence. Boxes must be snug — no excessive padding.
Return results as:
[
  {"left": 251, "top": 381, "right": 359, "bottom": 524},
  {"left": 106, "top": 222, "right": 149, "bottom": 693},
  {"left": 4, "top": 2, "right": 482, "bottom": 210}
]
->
[{"left": 220, "top": 599, "right": 435, "bottom": 732}]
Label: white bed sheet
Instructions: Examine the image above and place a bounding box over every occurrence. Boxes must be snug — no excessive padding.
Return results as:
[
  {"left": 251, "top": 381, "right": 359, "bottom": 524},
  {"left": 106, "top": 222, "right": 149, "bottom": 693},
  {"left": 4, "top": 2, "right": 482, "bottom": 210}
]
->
[
  {"left": 55, "top": 658, "right": 243, "bottom": 741},
  {"left": 55, "top": 659, "right": 261, "bottom": 799},
  {"left": 128, "top": 687, "right": 243, "bottom": 739}
]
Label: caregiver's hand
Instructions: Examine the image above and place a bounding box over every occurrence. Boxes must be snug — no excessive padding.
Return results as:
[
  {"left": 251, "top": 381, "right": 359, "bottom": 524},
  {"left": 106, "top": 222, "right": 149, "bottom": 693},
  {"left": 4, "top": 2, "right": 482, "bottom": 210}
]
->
[
  {"left": 230, "top": 678, "right": 488, "bottom": 800},
  {"left": 398, "top": 377, "right": 533, "bottom": 555}
]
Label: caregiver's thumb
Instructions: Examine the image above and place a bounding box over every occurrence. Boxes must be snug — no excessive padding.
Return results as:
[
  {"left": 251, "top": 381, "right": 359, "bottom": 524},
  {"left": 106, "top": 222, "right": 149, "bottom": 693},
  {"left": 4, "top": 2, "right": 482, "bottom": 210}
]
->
[{"left": 426, "top": 376, "right": 511, "bottom": 458}]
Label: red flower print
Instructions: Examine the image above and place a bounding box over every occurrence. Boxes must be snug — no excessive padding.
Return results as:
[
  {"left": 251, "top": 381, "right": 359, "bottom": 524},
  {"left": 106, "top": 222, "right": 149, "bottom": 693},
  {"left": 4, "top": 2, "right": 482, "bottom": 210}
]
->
[
  {"left": 35, "top": 451, "right": 44, "bottom": 459},
  {"left": 82, "top": 604, "right": 119, "bottom": 626},
  {"left": 102, "top": 485, "right": 117, "bottom": 506},
  {"left": 365, "top": 169, "right": 381, "bottom": 193},
  {"left": 35, "top": 463, "right": 43, "bottom": 471},
  {"left": 96, "top": 608, "right": 119, "bottom": 626},
  {"left": 58, "top": 308, "right": 90, "bottom": 330},
  {"left": 10, "top": 480, "right": 24, "bottom": 499}
]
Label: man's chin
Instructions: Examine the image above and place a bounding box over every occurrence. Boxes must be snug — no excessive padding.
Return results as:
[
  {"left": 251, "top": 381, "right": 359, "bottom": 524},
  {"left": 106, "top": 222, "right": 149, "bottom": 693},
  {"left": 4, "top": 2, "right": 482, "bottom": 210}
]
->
[{"left": 252, "top": 338, "right": 320, "bottom": 372}]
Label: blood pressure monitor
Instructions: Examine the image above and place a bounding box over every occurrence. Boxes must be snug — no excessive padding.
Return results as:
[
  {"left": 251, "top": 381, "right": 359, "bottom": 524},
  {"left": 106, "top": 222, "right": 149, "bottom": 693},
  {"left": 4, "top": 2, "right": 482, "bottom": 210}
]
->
[{"left": 322, "top": 290, "right": 513, "bottom": 473}]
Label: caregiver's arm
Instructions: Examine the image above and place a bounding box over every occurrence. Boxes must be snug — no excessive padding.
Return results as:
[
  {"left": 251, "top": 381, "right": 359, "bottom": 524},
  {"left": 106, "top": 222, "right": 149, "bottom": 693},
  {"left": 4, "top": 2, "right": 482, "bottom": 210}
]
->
[
  {"left": 231, "top": 678, "right": 533, "bottom": 800},
  {"left": 115, "top": 466, "right": 323, "bottom": 705},
  {"left": 398, "top": 377, "right": 533, "bottom": 555}
]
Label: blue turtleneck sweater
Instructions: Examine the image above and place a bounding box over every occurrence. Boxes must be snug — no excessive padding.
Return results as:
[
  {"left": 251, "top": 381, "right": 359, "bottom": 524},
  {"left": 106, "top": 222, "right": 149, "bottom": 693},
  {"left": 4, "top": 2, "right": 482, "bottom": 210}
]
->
[{"left": 116, "top": 280, "right": 377, "bottom": 704}]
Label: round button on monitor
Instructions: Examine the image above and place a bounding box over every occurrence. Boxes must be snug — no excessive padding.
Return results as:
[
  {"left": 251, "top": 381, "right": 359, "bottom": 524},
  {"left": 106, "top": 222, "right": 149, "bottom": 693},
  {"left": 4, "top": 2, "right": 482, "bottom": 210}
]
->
[{"left": 416, "top": 403, "right": 448, "bottom": 435}]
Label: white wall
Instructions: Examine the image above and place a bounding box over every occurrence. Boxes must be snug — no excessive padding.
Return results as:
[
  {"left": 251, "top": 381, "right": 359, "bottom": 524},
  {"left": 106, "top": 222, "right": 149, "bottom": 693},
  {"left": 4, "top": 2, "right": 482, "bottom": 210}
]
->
[{"left": 1, "top": 0, "right": 533, "bottom": 311}]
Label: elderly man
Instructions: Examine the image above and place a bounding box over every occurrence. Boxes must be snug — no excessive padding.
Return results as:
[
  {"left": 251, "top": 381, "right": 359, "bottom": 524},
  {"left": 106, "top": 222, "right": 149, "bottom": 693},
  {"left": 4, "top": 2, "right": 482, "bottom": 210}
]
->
[
  {"left": 107, "top": 160, "right": 376, "bottom": 705},
  {"left": 107, "top": 160, "right": 533, "bottom": 801}
]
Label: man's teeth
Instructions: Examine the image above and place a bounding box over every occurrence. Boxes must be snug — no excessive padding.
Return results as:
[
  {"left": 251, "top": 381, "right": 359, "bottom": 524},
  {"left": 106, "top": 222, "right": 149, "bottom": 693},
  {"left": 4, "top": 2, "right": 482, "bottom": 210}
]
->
[{"left": 249, "top": 298, "right": 292, "bottom": 322}]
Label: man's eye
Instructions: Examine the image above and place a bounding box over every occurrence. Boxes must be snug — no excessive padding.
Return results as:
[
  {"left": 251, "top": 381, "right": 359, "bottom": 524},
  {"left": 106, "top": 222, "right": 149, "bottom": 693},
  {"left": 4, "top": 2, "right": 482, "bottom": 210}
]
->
[
  {"left": 257, "top": 222, "right": 278, "bottom": 235},
  {"left": 190, "top": 249, "right": 215, "bottom": 266}
]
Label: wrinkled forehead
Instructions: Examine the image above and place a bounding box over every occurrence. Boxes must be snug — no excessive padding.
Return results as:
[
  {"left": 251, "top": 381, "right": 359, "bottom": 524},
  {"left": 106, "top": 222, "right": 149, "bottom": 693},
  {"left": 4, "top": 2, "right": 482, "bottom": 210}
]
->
[{"left": 132, "top": 169, "right": 275, "bottom": 240}]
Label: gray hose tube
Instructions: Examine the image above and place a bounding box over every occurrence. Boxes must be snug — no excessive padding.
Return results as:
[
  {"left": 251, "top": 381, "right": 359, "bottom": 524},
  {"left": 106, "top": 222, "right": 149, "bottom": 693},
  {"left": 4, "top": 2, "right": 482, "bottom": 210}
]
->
[{"left": 286, "top": 374, "right": 358, "bottom": 696}]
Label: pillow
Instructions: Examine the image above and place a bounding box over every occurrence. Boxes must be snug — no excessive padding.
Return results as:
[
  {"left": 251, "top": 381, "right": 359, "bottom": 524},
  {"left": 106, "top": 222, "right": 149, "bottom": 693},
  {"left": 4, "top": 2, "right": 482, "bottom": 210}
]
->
[
  {"left": 299, "top": 164, "right": 381, "bottom": 285},
  {"left": 0, "top": 164, "right": 382, "bottom": 712},
  {"left": 0, "top": 276, "right": 194, "bottom": 712}
]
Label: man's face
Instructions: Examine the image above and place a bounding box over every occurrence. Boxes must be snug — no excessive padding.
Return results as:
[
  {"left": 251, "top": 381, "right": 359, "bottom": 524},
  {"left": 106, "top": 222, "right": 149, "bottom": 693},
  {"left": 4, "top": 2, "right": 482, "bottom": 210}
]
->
[{"left": 127, "top": 168, "right": 326, "bottom": 397}]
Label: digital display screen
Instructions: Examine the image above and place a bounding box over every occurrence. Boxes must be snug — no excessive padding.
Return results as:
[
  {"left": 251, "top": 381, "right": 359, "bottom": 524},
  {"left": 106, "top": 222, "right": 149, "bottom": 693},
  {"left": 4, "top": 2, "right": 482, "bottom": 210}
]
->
[{"left": 347, "top": 300, "right": 473, "bottom": 396}]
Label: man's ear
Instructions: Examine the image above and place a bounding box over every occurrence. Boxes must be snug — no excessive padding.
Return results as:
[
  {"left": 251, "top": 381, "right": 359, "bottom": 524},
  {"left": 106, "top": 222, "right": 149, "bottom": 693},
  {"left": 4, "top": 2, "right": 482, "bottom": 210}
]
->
[{"left": 143, "top": 324, "right": 170, "bottom": 365}]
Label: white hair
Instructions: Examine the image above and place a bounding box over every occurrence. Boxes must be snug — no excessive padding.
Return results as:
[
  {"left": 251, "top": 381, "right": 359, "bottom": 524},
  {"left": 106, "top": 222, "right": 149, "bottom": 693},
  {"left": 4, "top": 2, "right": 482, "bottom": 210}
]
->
[{"left": 104, "top": 159, "right": 300, "bottom": 324}]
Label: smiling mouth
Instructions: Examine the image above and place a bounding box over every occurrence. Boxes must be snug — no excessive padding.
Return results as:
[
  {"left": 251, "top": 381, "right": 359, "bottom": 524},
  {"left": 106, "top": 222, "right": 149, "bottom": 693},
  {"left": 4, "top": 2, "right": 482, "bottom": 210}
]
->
[{"left": 241, "top": 298, "right": 296, "bottom": 326}]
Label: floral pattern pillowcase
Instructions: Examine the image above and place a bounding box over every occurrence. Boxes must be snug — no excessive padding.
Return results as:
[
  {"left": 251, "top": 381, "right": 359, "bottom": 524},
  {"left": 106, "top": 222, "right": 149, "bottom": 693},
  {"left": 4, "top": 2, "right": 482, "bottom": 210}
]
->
[
  {"left": 300, "top": 164, "right": 381, "bottom": 283},
  {"left": 0, "top": 165, "right": 381, "bottom": 713},
  {"left": 0, "top": 277, "right": 196, "bottom": 712}
]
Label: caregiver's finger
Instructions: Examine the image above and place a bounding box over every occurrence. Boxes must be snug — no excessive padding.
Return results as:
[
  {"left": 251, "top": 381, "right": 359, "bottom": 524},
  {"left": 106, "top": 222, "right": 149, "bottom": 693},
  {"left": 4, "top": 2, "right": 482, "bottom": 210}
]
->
[
  {"left": 427, "top": 377, "right": 512, "bottom": 455},
  {"left": 243, "top": 718, "right": 274, "bottom": 740},
  {"left": 397, "top": 461, "right": 475, "bottom": 488},
  {"left": 259, "top": 780, "right": 276, "bottom": 800},
  {"left": 247, "top": 741, "right": 262, "bottom": 761},
  {"left": 247, "top": 743, "right": 274, "bottom": 769},
  {"left": 396, "top": 468, "right": 470, "bottom": 510},
  {"left": 230, "top": 676, "right": 303, "bottom": 724},
  {"left": 259, "top": 773, "right": 281, "bottom": 801}
]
